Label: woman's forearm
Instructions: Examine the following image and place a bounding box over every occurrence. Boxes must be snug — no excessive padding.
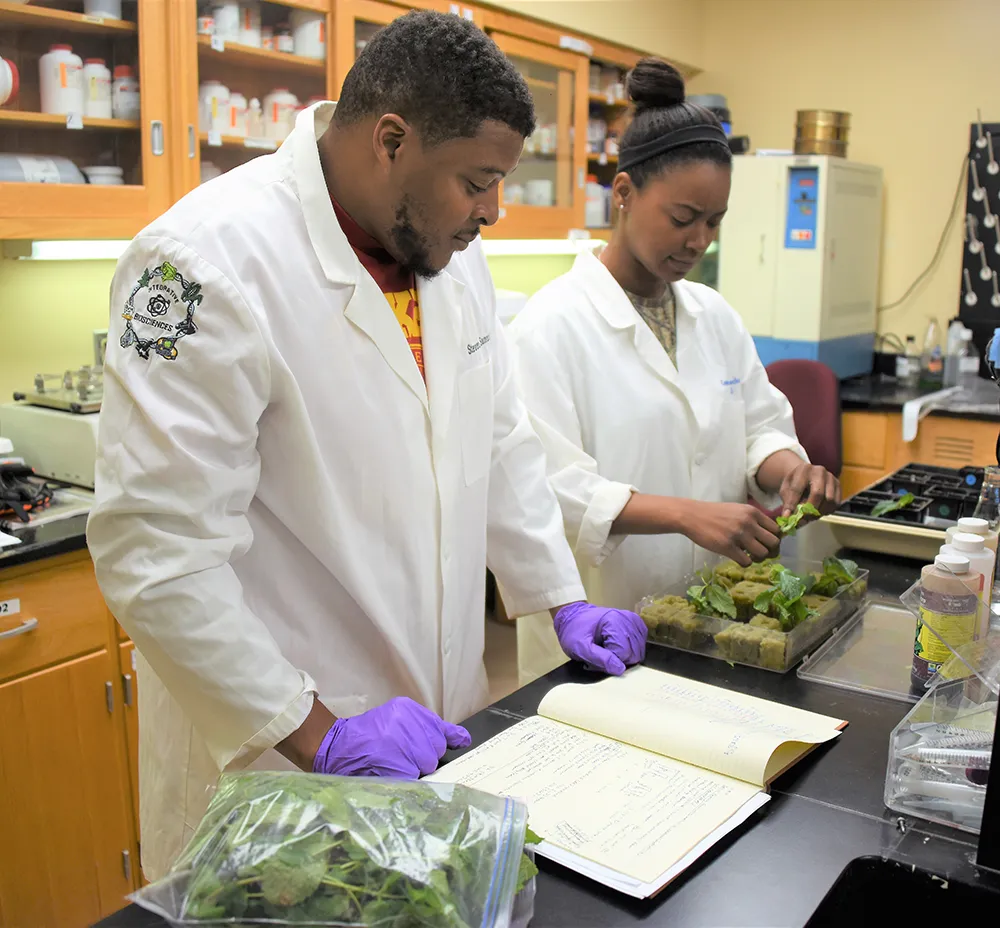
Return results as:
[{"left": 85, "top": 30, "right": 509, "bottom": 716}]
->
[
  {"left": 611, "top": 492, "right": 692, "bottom": 535},
  {"left": 754, "top": 449, "right": 804, "bottom": 495}
]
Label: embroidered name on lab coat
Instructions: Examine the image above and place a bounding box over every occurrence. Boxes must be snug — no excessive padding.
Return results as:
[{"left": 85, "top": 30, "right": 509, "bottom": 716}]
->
[
  {"left": 722, "top": 377, "right": 742, "bottom": 396},
  {"left": 467, "top": 334, "right": 491, "bottom": 355}
]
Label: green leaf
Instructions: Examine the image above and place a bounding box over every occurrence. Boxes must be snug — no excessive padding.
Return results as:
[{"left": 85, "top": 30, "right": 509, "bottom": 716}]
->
[
  {"left": 776, "top": 569, "right": 808, "bottom": 602},
  {"left": 705, "top": 583, "right": 737, "bottom": 619},
  {"left": 524, "top": 827, "right": 543, "bottom": 846},
  {"left": 260, "top": 855, "right": 326, "bottom": 907},
  {"left": 776, "top": 501, "right": 822, "bottom": 535},
  {"left": 871, "top": 491, "right": 915, "bottom": 518},
  {"left": 516, "top": 853, "right": 539, "bottom": 894},
  {"left": 753, "top": 588, "right": 776, "bottom": 613}
]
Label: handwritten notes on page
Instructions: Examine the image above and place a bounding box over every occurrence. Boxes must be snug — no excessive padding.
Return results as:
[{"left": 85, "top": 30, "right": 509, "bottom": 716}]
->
[
  {"left": 538, "top": 667, "right": 845, "bottom": 786},
  {"left": 428, "top": 715, "right": 763, "bottom": 884}
]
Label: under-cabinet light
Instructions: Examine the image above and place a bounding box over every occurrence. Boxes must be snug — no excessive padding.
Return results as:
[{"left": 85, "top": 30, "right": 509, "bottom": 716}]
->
[
  {"left": 21, "top": 240, "right": 131, "bottom": 261},
  {"left": 480, "top": 238, "right": 605, "bottom": 257}
]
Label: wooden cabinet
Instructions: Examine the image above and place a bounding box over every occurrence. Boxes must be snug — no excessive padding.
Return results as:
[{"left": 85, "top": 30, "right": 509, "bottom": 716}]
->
[
  {"left": 841, "top": 409, "right": 1000, "bottom": 498},
  {"left": 2, "top": 0, "right": 651, "bottom": 241},
  {"left": 0, "top": 0, "right": 173, "bottom": 238},
  {"left": 119, "top": 640, "right": 139, "bottom": 839},
  {"left": 0, "top": 553, "right": 136, "bottom": 927},
  {"left": 485, "top": 32, "right": 588, "bottom": 238}
]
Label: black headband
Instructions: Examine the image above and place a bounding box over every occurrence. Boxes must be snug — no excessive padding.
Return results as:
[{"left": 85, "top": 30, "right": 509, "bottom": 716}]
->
[{"left": 617, "top": 124, "right": 730, "bottom": 171}]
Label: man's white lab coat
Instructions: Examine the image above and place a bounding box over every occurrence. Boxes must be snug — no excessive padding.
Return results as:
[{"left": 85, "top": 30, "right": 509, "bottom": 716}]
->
[
  {"left": 87, "top": 102, "right": 584, "bottom": 879},
  {"left": 507, "top": 250, "right": 806, "bottom": 683}
]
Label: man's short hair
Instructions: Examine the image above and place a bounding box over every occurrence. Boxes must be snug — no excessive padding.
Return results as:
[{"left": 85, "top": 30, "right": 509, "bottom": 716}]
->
[{"left": 334, "top": 11, "right": 536, "bottom": 145}]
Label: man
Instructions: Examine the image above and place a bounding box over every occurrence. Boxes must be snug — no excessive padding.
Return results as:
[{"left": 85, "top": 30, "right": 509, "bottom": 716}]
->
[{"left": 87, "top": 11, "right": 645, "bottom": 879}]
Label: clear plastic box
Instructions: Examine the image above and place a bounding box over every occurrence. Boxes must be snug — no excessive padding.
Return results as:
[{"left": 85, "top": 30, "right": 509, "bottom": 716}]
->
[
  {"left": 636, "top": 559, "right": 869, "bottom": 673},
  {"left": 885, "top": 675, "right": 995, "bottom": 835}
]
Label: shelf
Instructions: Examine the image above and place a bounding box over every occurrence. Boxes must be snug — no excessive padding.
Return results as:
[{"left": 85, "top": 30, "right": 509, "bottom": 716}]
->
[
  {"left": 197, "top": 35, "right": 326, "bottom": 74},
  {"left": 0, "top": 110, "right": 140, "bottom": 131},
  {"left": 200, "top": 132, "right": 279, "bottom": 151},
  {"left": 588, "top": 93, "right": 629, "bottom": 108},
  {"left": 524, "top": 76, "right": 557, "bottom": 93},
  {"left": 0, "top": 1, "right": 137, "bottom": 35},
  {"left": 588, "top": 153, "right": 619, "bottom": 166}
]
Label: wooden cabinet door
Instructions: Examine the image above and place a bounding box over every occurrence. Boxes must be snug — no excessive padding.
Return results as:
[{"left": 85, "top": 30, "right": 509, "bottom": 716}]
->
[
  {"left": 0, "top": 0, "right": 173, "bottom": 238},
  {"left": 120, "top": 641, "right": 139, "bottom": 838},
  {"left": 0, "top": 650, "right": 135, "bottom": 927},
  {"left": 486, "top": 32, "right": 588, "bottom": 238},
  {"left": 888, "top": 415, "right": 1000, "bottom": 471}
]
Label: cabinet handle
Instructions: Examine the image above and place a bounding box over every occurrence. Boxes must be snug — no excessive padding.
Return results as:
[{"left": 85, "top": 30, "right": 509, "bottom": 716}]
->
[
  {"left": 188, "top": 124, "right": 195, "bottom": 159},
  {"left": 123, "top": 672, "right": 134, "bottom": 707},
  {"left": 105, "top": 681, "right": 114, "bottom": 714},
  {"left": 0, "top": 617, "right": 37, "bottom": 640},
  {"left": 577, "top": 167, "right": 585, "bottom": 189},
  {"left": 151, "top": 120, "right": 164, "bottom": 156},
  {"left": 122, "top": 849, "right": 132, "bottom": 882}
]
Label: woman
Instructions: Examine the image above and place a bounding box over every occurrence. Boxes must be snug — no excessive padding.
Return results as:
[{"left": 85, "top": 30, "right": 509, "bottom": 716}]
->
[{"left": 508, "top": 58, "right": 840, "bottom": 683}]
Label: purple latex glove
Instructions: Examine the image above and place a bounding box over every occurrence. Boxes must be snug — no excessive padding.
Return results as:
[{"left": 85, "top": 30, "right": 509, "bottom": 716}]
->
[
  {"left": 554, "top": 601, "right": 647, "bottom": 675},
  {"left": 312, "top": 697, "right": 471, "bottom": 779}
]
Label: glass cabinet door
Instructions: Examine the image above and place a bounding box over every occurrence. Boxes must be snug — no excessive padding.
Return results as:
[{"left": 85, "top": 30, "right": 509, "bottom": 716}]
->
[
  {"left": 171, "top": 0, "right": 331, "bottom": 195},
  {"left": 0, "top": 0, "right": 172, "bottom": 238},
  {"left": 487, "top": 32, "right": 587, "bottom": 238}
]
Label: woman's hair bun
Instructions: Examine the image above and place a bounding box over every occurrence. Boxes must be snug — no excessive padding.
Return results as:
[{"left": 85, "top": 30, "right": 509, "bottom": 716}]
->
[{"left": 626, "top": 57, "right": 685, "bottom": 110}]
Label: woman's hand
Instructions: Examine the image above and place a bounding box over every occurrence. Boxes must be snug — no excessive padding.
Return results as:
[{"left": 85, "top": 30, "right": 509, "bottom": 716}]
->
[
  {"left": 778, "top": 462, "right": 841, "bottom": 517},
  {"left": 678, "top": 500, "right": 781, "bottom": 567}
]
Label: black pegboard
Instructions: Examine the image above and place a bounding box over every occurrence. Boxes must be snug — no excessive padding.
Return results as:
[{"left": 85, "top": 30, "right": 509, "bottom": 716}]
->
[{"left": 960, "top": 122, "right": 1000, "bottom": 321}]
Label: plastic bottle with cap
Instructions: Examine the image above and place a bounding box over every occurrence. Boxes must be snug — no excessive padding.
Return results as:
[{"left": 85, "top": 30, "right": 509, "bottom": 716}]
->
[
  {"left": 940, "top": 532, "right": 993, "bottom": 637},
  {"left": 913, "top": 552, "right": 978, "bottom": 688},
  {"left": 945, "top": 516, "right": 999, "bottom": 553}
]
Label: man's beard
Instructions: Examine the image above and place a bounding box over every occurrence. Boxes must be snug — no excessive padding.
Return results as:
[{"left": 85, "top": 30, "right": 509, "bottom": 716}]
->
[{"left": 389, "top": 197, "right": 441, "bottom": 279}]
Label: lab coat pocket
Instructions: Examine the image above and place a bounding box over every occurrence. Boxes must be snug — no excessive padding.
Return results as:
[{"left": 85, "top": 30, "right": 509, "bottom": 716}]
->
[{"left": 458, "top": 363, "right": 494, "bottom": 487}]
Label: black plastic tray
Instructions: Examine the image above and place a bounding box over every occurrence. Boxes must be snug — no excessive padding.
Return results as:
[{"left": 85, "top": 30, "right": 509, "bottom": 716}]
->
[{"left": 837, "top": 464, "right": 984, "bottom": 526}]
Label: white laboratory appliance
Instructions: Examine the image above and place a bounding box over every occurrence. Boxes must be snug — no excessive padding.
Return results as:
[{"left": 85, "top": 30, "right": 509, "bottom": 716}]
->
[{"left": 717, "top": 154, "right": 883, "bottom": 379}]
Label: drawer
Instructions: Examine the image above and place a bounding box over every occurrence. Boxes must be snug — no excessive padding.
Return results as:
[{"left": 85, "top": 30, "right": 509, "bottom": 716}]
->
[
  {"left": 841, "top": 411, "right": 889, "bottom": 469},
  {"left": 0, "top": 554, "right": 107, "bottom": 683}
]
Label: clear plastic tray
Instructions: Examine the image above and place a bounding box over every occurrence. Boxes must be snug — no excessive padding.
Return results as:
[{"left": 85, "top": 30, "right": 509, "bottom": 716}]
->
[
  {"left": 637, "top": 559, "right": 869, "bottom": 673},
  {"left": 797, "top": 599, "right": 921, "bottom": 703}
]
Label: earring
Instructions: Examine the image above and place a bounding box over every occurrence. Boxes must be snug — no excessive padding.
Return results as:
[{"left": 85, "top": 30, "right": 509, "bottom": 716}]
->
[{"left": 619, "top": 204, "right": 625, "bottom": 210}]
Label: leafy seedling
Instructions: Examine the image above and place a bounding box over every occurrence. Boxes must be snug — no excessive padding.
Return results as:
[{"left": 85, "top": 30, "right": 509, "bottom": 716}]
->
[
  {"left": 776, "top": 502, "right": 821, "bottom": 536},
  {"left": 871, "top": 491, "right": 915, "bottom": 518}
]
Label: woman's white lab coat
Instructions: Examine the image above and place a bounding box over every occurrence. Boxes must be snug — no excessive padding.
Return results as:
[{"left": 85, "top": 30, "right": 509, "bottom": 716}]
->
[
  {"left": 86, "top": 102, "right": 584, "bottom": 879},
  {"left": 507, "top": 250, "right": 806, "bottom": 684}
]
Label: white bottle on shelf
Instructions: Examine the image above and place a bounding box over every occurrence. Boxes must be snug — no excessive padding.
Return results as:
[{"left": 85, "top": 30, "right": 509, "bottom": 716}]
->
[
  {"left": 289, "top": 9, "right": 326, "bottom": 59},
  {"left": 228, "top": 91, "right": 248, "bottom": 137},
  {"left": 238, "top": 2, "right": 262, "bottom": 47},
  {"left": 39, "top": 45, "right": 84, "bottom": 117},
  {"left": 82, "top": 58, "right": 112, "bottom": 119},
  {"left": 199, "top": 80, "right": 231, "bottom": 134},
  {"left": 247, "top": 97, "right": 263, "bottom": 137},
  {"left": 112, "top": 65, "right": 140, "bottom": 119},
  {"left": 84, "top": 0, "right": 122, "bottom": 19},
  {"left": 211, "top": 2, "right": 240, "bottom": 42},
  {"left": 263, "top": 88, "right": 298, "bottom": 141}
]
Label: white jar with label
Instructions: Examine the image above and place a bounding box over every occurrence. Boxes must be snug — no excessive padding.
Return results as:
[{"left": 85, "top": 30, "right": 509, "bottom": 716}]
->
[
  {"left": 211, "top": 2, "right": 240, "bottom": 41},
  {"left": 238, "top": 1, "right": 261, "bottom": 47},
  {"left": 112, "top": 64, "right": 140, "bottom": 119},
  {"left": 83, "top": 0, "right": 122, "bottom": 19},
  {"left": 247, "top": 97, "right": 262, "bottom": 137},
  {"left": 228, "top": 91, "right": 248, "bottom": 137},
  {"left": 82, "top": 165, "right": 124, "bottom": 185},
  {"left": 199, "top": 80, "right": 231, "bottom": 134},
  {"left": 263, "top": 87, "right": 298, "bottom": 141},
  {"left": 82, "top": 58, "right": 112, "bottom": 119},
  {"left": 289, "top": 9, "right": 325, "bottom": 59},
  {"left": 39, "top": 45, "right": 84, "bottom": 116},
  {"left": 274, "top": 23, "right": 294, "bottom": 53}
]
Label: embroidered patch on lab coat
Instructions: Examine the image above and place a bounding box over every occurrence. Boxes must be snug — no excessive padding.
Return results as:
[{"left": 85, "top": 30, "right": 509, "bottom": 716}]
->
[{"left": 121, "top": 261, "right": 202, "bottom": 361}]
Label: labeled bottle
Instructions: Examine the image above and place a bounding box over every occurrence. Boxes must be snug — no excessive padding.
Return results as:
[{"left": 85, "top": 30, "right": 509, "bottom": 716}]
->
[
  {"left": 912, "top": 553, "right": 978, "bottom": 690},
  {"left": 112, "top": 65, "right": 140, "bottom": 119},
  {"left": 82, "top": 58, "right": 112, "bottom": 119},
  {"left": 39, "top": 45, "right": 84, "bottom": 116},
  {"left": 247, "top": 97, "right": 262, "bottom": 137},
  {"left": 945, "top": 516, "right": 999, "bottom": 553},
  {"left": 939, "top": 532, "right": 992, "bottom": 638}
]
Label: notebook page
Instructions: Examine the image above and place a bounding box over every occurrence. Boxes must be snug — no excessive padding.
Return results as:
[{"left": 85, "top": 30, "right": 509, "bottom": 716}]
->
[
  {"left": 427, "top": 714, "right": 762, "bottom": 884},
  {"left": 539, "top": 666, "right": 845, "bottom": 786}
]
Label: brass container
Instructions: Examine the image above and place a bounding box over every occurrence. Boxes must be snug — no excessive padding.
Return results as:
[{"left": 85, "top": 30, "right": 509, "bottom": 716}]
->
[{"left": 795, "top": 110, "right": 851, "bottom": 157}]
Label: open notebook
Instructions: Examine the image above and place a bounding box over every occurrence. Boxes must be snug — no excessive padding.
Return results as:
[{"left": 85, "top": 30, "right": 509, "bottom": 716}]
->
[{"left": 428, "top": 666, "right": 846, "bottom": 898}]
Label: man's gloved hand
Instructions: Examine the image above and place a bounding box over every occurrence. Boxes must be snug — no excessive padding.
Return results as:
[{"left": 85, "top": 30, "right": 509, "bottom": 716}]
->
[
  {"left": 553, "top": 601, "right": 647, "bottom": 675},
  {"left": 312, "top": 697, "right": 471, "bottom": 778}
]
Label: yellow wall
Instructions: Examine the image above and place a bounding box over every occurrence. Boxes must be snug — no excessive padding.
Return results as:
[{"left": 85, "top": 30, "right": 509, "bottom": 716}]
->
[
  {"left": 488, "top": 0, "right": 705, "bottom": 69},
  {"left": 0, "top": 258, "right": 114, "bottom": 404},
  {"left": 690, "top": 0, "right": 998, "bottom": 342}
]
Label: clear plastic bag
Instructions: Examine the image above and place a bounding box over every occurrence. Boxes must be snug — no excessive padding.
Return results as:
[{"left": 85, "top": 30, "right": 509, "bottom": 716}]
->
[{"left": 132, "top": 772, "right": 532, "bottom": 928}]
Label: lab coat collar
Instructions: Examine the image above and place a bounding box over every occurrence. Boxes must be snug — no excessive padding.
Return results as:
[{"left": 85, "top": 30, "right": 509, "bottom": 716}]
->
[
  {"left": 289, "top": 102, "right": 467, "bottom": 419},
  {"left": 574, "top": 249, "right": 702, "bottom": 389}
]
